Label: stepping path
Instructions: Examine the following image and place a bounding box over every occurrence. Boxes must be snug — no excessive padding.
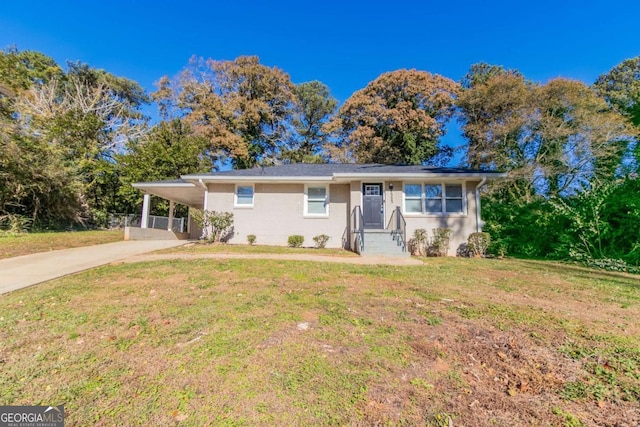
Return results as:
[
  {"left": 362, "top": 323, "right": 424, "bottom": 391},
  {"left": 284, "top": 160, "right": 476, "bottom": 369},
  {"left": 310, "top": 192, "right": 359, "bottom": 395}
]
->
[{"left": 0, "top": 240, "right": 187, "bottom": 294}]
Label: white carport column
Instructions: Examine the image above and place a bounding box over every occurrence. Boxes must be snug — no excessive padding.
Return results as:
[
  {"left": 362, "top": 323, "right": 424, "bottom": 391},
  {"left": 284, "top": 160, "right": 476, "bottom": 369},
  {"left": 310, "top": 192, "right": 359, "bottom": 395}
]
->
[
  {"left": 202, "top": 189, "right": 210, "bottom": 239},
  {"left": 167, "top": 200, "right": 175, "bottom": 231},
  {"left": 141, "top": 193, "right": 151, "bottom": 229}
]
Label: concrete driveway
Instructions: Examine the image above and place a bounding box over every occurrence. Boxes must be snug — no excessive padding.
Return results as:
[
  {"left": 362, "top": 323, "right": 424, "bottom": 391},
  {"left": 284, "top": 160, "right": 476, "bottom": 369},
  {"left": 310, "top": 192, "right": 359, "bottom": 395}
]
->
[{"left": 0, "top": 240, "right": 187, "bottom": 294}]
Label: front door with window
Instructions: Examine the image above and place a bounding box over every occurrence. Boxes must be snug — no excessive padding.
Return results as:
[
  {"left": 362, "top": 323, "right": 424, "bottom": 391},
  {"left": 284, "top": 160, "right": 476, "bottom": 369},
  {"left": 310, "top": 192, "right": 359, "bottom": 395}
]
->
[{"left": 363, "top": 183, "right": 384, "bottom": 229}]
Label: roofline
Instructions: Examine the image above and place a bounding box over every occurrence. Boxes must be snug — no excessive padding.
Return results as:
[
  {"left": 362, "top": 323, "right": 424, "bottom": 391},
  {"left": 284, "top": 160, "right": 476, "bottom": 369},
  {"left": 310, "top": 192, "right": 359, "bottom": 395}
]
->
[
  {"left": 181, "top": 175, "right": 333, "bottom": 183},
  {"left": 132, "top": 182, "right": 198, "bottom": 189},
  {"left": 180, "top": 172, "right": 507, "bottom": 183},
  {"left": 332, "top": 172, "right": 507, "bottom": 180}
]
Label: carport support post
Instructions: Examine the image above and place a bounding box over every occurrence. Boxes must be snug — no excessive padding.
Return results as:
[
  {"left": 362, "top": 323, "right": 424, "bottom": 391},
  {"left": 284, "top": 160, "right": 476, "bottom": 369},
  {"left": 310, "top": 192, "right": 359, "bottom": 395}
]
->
[
  {"left": 141, "top": 193, "right": 151, "bottom": 229},
  {"left": 167, "top": 200, "right": 175, "bottom": 231}
]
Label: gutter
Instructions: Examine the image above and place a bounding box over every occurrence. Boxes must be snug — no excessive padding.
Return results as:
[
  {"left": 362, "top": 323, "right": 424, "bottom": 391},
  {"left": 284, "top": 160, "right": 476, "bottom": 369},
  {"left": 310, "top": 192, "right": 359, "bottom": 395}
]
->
[
  {"left": 132, "top": 182, "right": 196, "bottom": 188},
  {"left": 475, "top": 177, "right": 487, "bottom": 233},
  {"left": 332, "top": 172, "right": 504, "bottom": 181},
  {"left": 182, "top": 176, "right": 332, "bottom": 183}
]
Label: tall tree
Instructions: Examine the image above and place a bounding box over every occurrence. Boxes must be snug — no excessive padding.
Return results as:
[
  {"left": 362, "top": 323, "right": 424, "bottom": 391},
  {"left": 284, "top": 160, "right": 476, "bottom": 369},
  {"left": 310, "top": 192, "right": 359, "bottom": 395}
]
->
[
  {"left": 281, "top": 80, "right": 337, "bottom": 163},
  {"left": 0, "top": 48, "right": 75, "bottom": 227},
  {"left": 593, "top": 56, "right": 640, "bottom": 173},
  {"left": 1, "top": 47, "right": 149, "bottom": 226},
  {"left": 155, "top": 55, "right": 297, "bottom": 168},
  {"left": 17, "top": 62, "right": 149, "bottom": 221},
  {"left": 594, "top": 57, "right": 640, "bottom": 128},
  {"left": 0, "top": 47, "right": 63, "bottom": 119},
  {"left": 458, "top": 64, "right": 631, "bottom": 200},
  {"left": 118, "top": 119, "right": 215, "bottom": 214},
  {"left": 326, "top": 69, "right": 460, "bottom": 165}
]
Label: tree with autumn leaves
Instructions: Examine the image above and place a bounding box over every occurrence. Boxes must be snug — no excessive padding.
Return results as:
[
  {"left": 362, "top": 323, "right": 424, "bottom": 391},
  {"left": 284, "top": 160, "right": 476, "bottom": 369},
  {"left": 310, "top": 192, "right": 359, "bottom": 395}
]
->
[
  {"left": 327, "top": 69, "right": 460, "bottom": 165},
  {"left": 2, "top": 47, "right": 640, "bottom": 270},
  {"left": 457, "top": 61, "right": 639, "bottom": 268},
  {"left": 457, "top": 63, "right": 632, "bottom": 200}
]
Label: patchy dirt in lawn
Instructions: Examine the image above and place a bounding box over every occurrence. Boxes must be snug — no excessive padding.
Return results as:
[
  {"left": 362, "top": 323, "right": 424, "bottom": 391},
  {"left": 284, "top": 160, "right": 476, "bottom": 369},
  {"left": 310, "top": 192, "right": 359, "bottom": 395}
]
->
[{"left": 359, "top": 314, "right": 639, "bottom": 426}]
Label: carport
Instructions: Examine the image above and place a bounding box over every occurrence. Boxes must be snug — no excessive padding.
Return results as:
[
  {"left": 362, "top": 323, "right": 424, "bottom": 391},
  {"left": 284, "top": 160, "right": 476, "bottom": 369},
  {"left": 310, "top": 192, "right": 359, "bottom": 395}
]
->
[{"left": 130, "top": 179, "right": 206, "bottom": 239}]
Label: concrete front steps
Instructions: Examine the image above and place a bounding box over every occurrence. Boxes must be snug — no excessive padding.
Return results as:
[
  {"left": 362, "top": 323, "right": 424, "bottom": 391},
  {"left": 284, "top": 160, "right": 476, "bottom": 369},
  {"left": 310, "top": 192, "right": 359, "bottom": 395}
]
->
[{"left": 360, "top": 229, "right": 409, "bottom": 258}]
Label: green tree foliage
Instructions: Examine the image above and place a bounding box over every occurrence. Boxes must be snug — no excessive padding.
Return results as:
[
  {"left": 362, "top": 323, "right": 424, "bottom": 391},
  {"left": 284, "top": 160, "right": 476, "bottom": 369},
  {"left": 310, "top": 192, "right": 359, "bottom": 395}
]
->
[
  {"left": 281, "top": 81, "right": 337, "bottom": 163},
  {"left": 481, "top": 194, "right": 565, "bottom": 259},
  {"left": 155, "top": 55, "right": 297, "bottom": 168},
  {"left": 0, "top": 47, "right": 149, "bottom": 227},
  {"left": 550, "top": 176, "right": 640, "bottom": 267},
  {"left": 594, "top": 57, "right": 640, "bottom": 174},
  {"left": 118, "top": 119, "right": 215, "bottom": 215},
  {"left": 594, "top": 57, "right": 640, "bottom": 129},
  {"left": 458, "top": 63, "right": 632, "bottom": 200},
  {"left": 483, "top": 175, "right": 640, "bottom": 269},
  {"left": 0, "top": 47, "right": 62, "bottom": 118},
  {"left": 327, "top": 69, "right": 459, "bottom": 164}
]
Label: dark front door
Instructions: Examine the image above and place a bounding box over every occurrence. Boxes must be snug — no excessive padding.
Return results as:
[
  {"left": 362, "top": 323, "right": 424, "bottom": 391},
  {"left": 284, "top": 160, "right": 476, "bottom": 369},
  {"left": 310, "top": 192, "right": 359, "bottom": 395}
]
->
[{"left": 363, "top": 183, "right": 384, "bottom": 229}]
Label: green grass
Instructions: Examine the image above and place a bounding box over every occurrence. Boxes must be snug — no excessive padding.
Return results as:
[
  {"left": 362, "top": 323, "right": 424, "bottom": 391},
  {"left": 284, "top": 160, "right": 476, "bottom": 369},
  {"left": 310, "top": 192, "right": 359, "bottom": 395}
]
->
[
  {"left": 1, "top": 257, "right": 639, "bottom": 425},
  {"left": 0, "top": 230, "right": 123, "bottom": 259},
  {"left": 157, "top": 241, "right": 358, "bottom": 257}
]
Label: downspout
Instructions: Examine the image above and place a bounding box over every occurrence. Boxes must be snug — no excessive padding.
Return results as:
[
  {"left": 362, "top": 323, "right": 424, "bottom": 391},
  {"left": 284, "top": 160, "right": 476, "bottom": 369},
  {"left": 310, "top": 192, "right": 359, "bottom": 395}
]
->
[
  {"left": 197, "top": 179, "right": 208, "bottom": 210},
  {"left": 198, "top": 179, "right": 209, "bottom": 239},
  {"left": 475, "top": 177, "right": 487, "bottom": 233}
]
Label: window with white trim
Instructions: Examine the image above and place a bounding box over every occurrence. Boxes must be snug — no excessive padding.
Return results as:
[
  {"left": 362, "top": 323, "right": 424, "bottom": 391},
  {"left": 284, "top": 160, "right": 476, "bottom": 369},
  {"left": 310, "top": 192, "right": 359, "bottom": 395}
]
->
[
  {"left": 403, "top": 183, "right": 465, "bottom": 214},
  {"left": 444, "top": 184, "right": 463, "bottom": 213},
  {"left": 235, "top": 185, "right": 254, "bottom": 207},
  {"left": 404, "top": 184, "right": 422, "bottom": 213},
  {"left": 305, "top": 185, "right": 328, "bottom": 215}
]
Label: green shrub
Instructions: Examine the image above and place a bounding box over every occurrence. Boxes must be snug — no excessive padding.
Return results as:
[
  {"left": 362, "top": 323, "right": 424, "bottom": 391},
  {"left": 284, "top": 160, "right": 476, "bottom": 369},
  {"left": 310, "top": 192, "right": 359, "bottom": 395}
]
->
[
  {"left": 410, "top": 228, "right": 428, "bottom": 256},
  {"left": 312, "top": 234, "right": 330, "bottom": 249},
  {"left": 468, "top": 232, "right": 491, "bottom": 257},
  {"left": 428, "top": 228, "right": 451, "bottom": 257},
  {"left": 488, "top": 239, "right": 507, "bottom": 258},
  {"left": 288, "top": 235, "right": 304, "bottom": 248},
  {"left": 0, "top": 214, "right": 32, "bottom": 235},
  {"left": 247, "top": 234, "right": 256, "bottom": 245},
  {"left": 191, "top": 210, "right": 234, "bottom": 242},
  {"left": 482, "top": 194, "right": 562, "bottom": 258}
]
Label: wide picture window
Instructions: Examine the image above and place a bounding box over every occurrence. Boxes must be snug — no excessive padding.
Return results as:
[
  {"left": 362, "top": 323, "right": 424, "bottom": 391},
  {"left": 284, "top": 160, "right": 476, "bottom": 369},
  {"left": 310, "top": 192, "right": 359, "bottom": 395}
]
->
[{"left": 404, "top": 183, "right": 464, "bottom": 214}]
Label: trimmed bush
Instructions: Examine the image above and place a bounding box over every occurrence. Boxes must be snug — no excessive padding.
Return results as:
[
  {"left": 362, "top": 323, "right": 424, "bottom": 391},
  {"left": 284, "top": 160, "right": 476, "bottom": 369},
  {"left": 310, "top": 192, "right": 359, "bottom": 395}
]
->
[
  {"left": 247, "top": 234, "right": 256, "bottom": 245},
  {"left": 428, "top": 228, "right": 451, "bottom": 257},
  {"left": 312, "top": 234, "right": 330, "bottom": 249},
  {"left": 191, "top": 210, "right": 234, "bottom": 242},
  {"left": 410, "top": 228, "right": 428, "bottom": 256},
  {"left": 288, "top": 235, "right": 304, "bottom": 248},
  {"left": 468, "top": 232, "right": 491, "bottom": 257}
]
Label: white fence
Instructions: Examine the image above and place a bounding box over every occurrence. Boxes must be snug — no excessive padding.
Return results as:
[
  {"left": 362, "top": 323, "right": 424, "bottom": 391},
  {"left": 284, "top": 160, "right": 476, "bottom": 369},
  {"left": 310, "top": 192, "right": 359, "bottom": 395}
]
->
[{"left": 109, "top": 214, "right": 186, "bottom": 233}]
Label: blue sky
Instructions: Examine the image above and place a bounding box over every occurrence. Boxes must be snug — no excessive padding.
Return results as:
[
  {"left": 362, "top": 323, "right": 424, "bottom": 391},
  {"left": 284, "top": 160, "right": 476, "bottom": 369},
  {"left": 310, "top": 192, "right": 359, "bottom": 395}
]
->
[{"left": 2, "top": 0, "right": 639, "bottom": 155}]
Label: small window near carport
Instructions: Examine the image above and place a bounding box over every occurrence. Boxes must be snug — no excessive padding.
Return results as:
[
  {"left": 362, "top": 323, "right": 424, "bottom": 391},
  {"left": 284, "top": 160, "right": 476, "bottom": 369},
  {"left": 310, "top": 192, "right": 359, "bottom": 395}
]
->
[
  {"left": 235, "top": 184, "right": 254, "bottom": 207},
  {"left": 305, "top": 185, "right": 328, "bottom": 216}
]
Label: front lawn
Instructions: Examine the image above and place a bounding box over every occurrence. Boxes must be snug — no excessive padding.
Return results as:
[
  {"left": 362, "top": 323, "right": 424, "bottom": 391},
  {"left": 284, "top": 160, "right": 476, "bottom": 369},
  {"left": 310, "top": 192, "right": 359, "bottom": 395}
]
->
[
  {"left": 0, "top": 230, "right": 123, "bottom": 259},
  {"left": 0, "top": 257, "right": 638, "bottom": 425},
  {"left": 160, "top": 241, "right": 358, "bottom": 257}
]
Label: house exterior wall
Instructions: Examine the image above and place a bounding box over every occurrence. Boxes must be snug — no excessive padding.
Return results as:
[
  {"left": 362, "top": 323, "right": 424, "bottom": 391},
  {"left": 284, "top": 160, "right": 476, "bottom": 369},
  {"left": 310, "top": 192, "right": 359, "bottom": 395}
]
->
[
  {"left": 400, "top": 179, "right": 481, "bottom": 256},
  {"left": 188, "top": 210, "right": 202, "bottom": 240},
  {"left": 201, "top": 178, "right": 483, "bottom": 255},
  {"left": 207, "top": 183, "right": 350, "bottom": 248}
]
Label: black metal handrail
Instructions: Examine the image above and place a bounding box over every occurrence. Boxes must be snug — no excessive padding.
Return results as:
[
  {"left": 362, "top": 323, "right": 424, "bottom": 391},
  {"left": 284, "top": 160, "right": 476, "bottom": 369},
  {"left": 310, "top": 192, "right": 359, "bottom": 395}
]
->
[
  {"left": 386, "top": 206, "right": 407, "bottom": 252},
  {"left": 351, "top": 205, "right": 364, "bottom": 253}
]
